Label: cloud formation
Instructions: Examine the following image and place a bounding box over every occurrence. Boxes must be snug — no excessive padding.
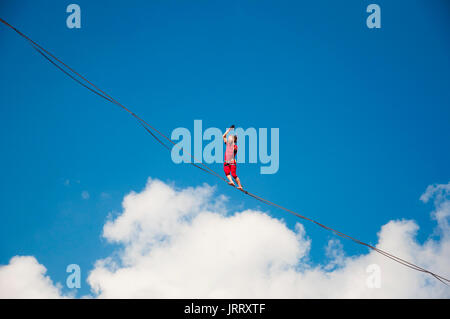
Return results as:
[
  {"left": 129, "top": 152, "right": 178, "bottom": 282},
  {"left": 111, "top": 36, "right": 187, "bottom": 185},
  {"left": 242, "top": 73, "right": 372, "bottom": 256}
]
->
[
  {"left": 0, "top": 256, "right": 67, "bottom": 298},
  {"left": 87, "top": 179, "right": 450, "bottom": 298},
  {"left": 1, "top": 180, "right": 449, "bottom": 298}
]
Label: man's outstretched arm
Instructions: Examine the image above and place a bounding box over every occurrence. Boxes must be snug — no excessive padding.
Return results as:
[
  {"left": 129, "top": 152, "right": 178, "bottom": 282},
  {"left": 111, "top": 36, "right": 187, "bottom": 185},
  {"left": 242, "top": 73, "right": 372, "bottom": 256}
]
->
[{"left": 223, "top": 125, "right": 235, "bottom": 143}]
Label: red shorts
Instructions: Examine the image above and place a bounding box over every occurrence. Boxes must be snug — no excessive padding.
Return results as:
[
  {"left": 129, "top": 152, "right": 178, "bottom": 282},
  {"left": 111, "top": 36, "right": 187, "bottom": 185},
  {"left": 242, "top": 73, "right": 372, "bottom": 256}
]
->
[{"left": 224, "top": 163, "right": 237, "bottom": 179}]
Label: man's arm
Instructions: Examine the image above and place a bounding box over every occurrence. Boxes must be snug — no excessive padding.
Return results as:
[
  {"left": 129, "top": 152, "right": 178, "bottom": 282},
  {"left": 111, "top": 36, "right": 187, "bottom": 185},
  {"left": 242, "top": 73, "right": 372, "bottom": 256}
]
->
[{"left": 223, "top": 125, "right": 235, "bottom": 143}]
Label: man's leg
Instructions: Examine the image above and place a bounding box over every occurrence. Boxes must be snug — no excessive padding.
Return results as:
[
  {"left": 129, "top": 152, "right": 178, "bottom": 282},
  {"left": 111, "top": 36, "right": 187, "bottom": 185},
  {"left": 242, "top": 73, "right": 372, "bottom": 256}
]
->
[
  {"left": 231, "top": 165, "right": 243, "bottom": 189},
  {"left": 224, "top": 164, "right": 235, "bottom": 186},
  {"left": 235, "top": 177, "right": 243, "bottom": 189}
]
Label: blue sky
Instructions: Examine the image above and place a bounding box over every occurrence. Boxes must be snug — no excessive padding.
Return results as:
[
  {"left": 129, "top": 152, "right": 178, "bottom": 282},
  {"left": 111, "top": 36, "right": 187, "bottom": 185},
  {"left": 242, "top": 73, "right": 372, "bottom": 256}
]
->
[{"left": 0, "top": 1, "right": 449, "bottom": 297}]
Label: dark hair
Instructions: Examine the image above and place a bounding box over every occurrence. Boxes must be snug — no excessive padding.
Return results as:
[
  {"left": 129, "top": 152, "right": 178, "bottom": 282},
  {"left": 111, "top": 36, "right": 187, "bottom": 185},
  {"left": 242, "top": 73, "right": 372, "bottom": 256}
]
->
[{"left": 234, "top": 135, "right": 237, "bottom": 143}]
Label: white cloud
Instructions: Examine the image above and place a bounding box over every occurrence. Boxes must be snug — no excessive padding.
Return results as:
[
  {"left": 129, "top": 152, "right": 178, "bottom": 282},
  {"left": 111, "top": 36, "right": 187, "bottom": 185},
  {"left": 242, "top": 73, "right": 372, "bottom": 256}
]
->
[
  {"left": 420, "top": 182, "right": 450, "bottom": 235},
  {"left": 324, "top": 239, "right": 345, "bottom": 271},
  {"left": 86, "top": 178, "right": 450, "bottom": 298},
  {"left": 0, "top": 256, "right": 67, "bottom": 299},
  {"left": 2, "top": 179, "right": 449, "bottom": 298},
  {"left": 420, "top": 182, "right": 450, "bottom": 205}
]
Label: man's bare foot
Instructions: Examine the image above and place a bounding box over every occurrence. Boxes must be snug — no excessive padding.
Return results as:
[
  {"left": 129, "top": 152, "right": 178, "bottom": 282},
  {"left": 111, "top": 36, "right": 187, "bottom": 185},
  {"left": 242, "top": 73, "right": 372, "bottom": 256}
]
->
[
  {"left": 228, "top": 181, "right": 236, "bottom": 187},
  {"left": 237, "top": 186, "right": 243, "bottom": 190}
]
